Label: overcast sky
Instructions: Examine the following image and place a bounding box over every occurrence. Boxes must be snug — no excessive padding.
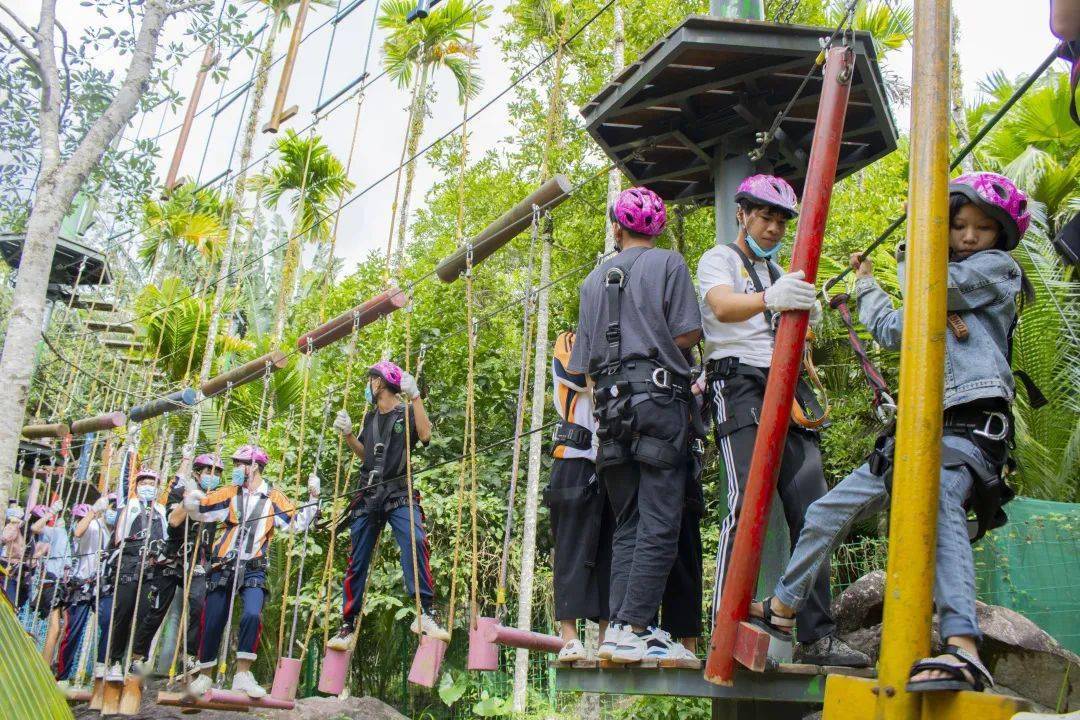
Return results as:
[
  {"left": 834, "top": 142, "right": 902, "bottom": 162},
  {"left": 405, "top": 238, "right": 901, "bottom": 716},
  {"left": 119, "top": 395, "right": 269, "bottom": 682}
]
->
[{"left": 18, "top": 0, "right": 1069, "bottom": 274}]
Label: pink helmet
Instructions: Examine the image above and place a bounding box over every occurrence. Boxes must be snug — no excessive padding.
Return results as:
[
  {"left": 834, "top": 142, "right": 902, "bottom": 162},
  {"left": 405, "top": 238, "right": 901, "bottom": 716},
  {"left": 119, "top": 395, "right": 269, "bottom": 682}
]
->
[
  {"left": 369, "top": 361, "right": 403, "bottom": 393},
  {"left": 105, "top": 492, "right": 118, "bottom": 504},
  {"left": 71, "top": 503, "right": 92, "bottom": 518},
  {"left": 734, "top": 174, "right": 799, "bottom": 218},
  {"left": 949, "top": 172, "right": 1030, "bottom": 250},
  {"left": 134, "top": 468, "right": 159, "bottom": 483},
  {"left": 232, "top": 444, "right": 269, "bottom": 467},
  {"left": 193, "top": 453, "right": 224, "bottom": 471},
  {"left": 610, "top": 187, "right": 667, "bottom": 237},
  {"left": 30, "top": 504, "right": 49, "bottom": 519}
]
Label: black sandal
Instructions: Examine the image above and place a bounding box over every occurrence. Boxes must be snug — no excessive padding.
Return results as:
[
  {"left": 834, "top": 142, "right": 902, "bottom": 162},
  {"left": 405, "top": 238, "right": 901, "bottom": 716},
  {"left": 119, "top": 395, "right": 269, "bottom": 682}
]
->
[
  {"left": 906, "top": 644, "right": 993, "bottom": 693},
  {"left": 748, "top": 596, "right": 796, "bottom": 637}
]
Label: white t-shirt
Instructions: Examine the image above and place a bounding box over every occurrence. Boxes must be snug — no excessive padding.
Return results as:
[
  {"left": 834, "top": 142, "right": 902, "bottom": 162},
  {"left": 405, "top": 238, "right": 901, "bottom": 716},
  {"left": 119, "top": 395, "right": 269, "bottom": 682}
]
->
[
  {"left": 697, "top": 244, "right": 777, "bottom": 368},
  {"left": 72, "top": 518, "right": 106, "bottom": 581}
]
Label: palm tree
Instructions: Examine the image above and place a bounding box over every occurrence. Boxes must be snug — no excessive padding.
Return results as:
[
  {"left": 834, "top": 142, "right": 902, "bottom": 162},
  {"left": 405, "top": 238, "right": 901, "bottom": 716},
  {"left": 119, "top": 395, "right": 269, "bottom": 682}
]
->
[
  {"left": 247, "top": 130, "right": 355, "bottom": 342},
  {"left": 968, "top": 70, "right": 1080, "bottom": 497},
  {"left": 138, "top": 182, "right": 233, "bottom": 281},
  {"left": 379, "top": 0, "right": 492, "bottom": 269}
]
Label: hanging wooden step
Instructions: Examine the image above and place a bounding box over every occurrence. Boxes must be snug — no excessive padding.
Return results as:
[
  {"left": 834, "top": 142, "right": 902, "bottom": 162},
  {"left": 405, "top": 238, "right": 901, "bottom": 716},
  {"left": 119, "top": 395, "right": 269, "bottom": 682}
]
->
[
  {"left": 86, "top": 320, "right": 135, "bottom": 335},
  {"left": 296, "top": 286, "right": 408, "bottom": 353},
  {"left": 263, "top": 0, "right": 311, "bottom": 133},
  {"left": 163, "top": 43, "right": 220, "bottom": 197},
  {"left": 435, "top": 175, "right": 572, "bottom": 282},
  {"left": 200, "top": 349, "right": 289, "bottom": 398},
  {"left": 102, "top": 338, "right": 145, "bottom": 351},
  {"left": 69, "top": 297, "right": 116, "bottom": 312}
]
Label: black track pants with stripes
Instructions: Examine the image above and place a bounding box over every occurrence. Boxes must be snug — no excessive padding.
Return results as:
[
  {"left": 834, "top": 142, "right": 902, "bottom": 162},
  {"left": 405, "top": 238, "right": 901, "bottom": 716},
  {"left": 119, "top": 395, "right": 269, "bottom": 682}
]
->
[{"left": 708, "top": 370, "right": 835, "bottom": 644}]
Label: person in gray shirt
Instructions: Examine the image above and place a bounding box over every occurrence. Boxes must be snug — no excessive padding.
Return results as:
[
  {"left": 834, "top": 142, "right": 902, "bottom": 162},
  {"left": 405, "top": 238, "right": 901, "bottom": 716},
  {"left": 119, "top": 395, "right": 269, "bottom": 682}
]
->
[{"left": 568, "top": 187, "right": 702, "bottom": 664}]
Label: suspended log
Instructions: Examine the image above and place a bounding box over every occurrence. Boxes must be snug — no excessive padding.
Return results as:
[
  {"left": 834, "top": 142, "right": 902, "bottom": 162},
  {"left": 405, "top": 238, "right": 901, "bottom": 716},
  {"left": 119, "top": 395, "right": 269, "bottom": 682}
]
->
[
  {"left": 22, "top": 423, "right": 70, "bottom": 439},
  {"left": 102, "top": 339, "right": 145, "bottom": 351},
  {"left": 318, "top": 646, "right": 352, "bottom": 695},
  {"left": 296, "top": 287, "right": 408, "bottom": 353},
  {"left": 163, "top": 43, "right": 220, "bottom": 196},
  {"left": 468, "top": 615, "right": 563, "bottom": 668},
  {"left": 408, "top": 636, "right": 448, "bottom": 688},
  {"left": 262, "top": 0, "right": 310, "bottom": 133},
  {"left": 200, "top": 350, "right": 289, "bottom": 398},
  {"left": 435, "top": 175, "right": 572, "bottom": 282},
  {"left": 70, "top": 411, "right": 126, "bottom": 435},
  {"left": 128, "top": 388, "right": 198, "bottom": 424},
  {"left": 155, "top": 691, "right": 252, "bottom": 712},
  {"left": 70, "top": 297, "right": 116, "bottom": 312}
]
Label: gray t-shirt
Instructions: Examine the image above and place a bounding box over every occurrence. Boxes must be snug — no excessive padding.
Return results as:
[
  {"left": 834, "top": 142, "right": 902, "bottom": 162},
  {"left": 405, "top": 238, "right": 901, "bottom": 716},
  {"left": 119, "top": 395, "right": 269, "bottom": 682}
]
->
[{"left": 569, "top": 246, "right": 702, "bottom": 377}]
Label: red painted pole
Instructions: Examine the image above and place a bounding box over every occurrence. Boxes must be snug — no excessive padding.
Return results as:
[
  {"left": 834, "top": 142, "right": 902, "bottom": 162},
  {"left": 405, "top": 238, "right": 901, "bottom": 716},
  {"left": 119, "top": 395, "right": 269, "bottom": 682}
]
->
[{"left": 704, "top": 45, "right": 855, "bottom": 686}]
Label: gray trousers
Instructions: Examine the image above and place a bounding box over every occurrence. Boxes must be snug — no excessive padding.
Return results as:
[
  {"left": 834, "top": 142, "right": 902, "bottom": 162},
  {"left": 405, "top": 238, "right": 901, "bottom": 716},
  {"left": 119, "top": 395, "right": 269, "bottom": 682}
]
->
[
  {"left": 601, "top": 396, "right": 689, "bottom": 629},
  {"left": 709, "top": 371, "right": 835, "bottom": 644},
  {"left": 775, "top": 433, "right": 982, "bottom": 641}
]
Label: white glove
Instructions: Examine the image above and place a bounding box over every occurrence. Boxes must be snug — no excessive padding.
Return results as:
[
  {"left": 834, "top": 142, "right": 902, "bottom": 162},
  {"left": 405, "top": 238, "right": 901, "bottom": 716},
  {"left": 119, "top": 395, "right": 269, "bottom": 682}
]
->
[
  {"left": 333, "top": 409, "right": 352, "bottom": 435},
  {"left": 307, "top": 473, "right": 321, "bottom": 498},
  {"left": 92, "top": 496, "right": 108, "bottom": 514},
  {"left": 691, "top": 371, "right": 706, "bottom": 397},
  {"left": 399, "top": 372, "right": 420, "bottom": 400},
  {"left": 50, "top": 500, "right": 63, "bottom": 516},
  {"left": 182, "top": 484, "right": 205, "bottom": 513},
  {"left": 763, "top": 270, "right": 817, "bottom": 312},
  {"left": 809, "top": 299, "right": 823, "bottom": 328}
]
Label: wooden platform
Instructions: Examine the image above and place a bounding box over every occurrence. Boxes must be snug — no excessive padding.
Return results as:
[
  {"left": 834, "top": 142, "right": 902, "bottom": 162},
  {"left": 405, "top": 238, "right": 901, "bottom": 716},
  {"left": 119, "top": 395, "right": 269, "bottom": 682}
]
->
[{"left": 554, "top": 661, "right": 874, "bottom": 702}]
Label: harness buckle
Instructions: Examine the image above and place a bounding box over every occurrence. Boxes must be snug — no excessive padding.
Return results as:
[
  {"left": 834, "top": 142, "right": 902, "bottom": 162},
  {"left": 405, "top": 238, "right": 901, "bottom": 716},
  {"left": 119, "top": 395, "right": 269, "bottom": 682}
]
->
[
  {"left": 605, "top": 267, "right": 627, "bottom": 288},
  {"left": 651, "top": 367, "right": 671, "bottom": 389},
  {"left": 691, "top": 438, "right": 705, "bottom": 456},
  {"left": 876, "top": 392, "right": 897, "bottom": 424},
  {"left": 973, "top": 411, "right": 1009, "bottom": 441}
]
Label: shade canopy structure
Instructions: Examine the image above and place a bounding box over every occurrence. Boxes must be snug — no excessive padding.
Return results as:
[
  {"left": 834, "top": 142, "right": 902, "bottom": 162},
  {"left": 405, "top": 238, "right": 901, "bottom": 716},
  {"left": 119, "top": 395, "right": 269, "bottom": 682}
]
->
[
  {"left": 0, "top": 233, "right": 112, "bottom": 296},
  {"left": 579, "top": 16, "right": 898, "bottom": 204}
]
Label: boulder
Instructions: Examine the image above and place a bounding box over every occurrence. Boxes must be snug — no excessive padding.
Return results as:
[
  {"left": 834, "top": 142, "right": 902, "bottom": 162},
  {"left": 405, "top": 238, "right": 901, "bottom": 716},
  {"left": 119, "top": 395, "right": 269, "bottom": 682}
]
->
[
  {"left": 831, "top": 572, "right": 1080, "bottom": 712},
  {"left": 261, "top": 695, "right": 409, "bottom": 720}
]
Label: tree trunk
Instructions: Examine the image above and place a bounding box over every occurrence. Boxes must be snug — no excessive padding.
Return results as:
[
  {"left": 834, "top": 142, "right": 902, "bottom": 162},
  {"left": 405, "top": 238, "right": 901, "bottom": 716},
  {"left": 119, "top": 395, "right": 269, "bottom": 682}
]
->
[
  {"left": 512, "top": 32, "right": 566, "bottom": 713},
  {"left": 950, "top": 11, "right": 973, "bottom": 171},
  {"left": 0, "top": 0, "right": 175, "bottom": 513},
  {"left": 512, "top": 223, "right": 552, "bottom": 713},
  {"left": 392, "top": 63, "right": 430, "bottom": 271},
  {"left": 604, "top": 1, "right": 625, "bottom": 255}
]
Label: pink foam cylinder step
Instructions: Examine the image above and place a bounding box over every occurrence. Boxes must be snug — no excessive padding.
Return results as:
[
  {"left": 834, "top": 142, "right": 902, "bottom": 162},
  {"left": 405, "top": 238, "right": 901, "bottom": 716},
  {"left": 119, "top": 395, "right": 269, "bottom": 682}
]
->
[
  {"left": 468, "top": 617, "right": 500, "bottom": 671},
  {"left": 206, "top": 688, "right": 295, "bottom": 709},
  {"left": 484, "top": 622, "right": 564, "bottom": 654},
  {"left": 408, "top": 636, "right": 448, "bottom": 688},
  {"left": 318, "top": 646, "right": 352, "bottom": 695},
  {"left": 270, "top": 657, "right": 302, "bottom": 701}
]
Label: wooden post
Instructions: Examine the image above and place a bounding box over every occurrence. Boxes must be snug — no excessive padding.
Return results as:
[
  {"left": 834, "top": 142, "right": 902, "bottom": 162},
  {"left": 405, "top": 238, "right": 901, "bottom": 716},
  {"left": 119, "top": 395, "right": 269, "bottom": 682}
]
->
[
  {"left": 705, "top": 45, "right": 853, "bottom": 686},
  {"left": 163, "top": 43, "right": 220, "bottom": 196},
  {"left": 263, "top": 0, "right": 310, "bottom": 133}
]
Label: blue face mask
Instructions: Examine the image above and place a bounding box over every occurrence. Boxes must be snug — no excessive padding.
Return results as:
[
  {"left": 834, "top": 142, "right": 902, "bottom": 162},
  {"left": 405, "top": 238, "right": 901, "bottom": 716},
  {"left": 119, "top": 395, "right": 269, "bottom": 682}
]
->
[
  {"left": 364, "top": 384, "right": 374, "bottom": 404},
  {"left": 137, "top": 485, "right": 157, "bottom": 504},
  {"left": 104, "top": 509, "right": 117, "bottom": 526},
  {"left": 744, "top": 226, "right": 782, "bottom": 259},
  {"left": 231, "top": 467, "right": 246, "bottom": 486},
  {"left": 200, "top": 473, "right": 221, "bottom": 492}
]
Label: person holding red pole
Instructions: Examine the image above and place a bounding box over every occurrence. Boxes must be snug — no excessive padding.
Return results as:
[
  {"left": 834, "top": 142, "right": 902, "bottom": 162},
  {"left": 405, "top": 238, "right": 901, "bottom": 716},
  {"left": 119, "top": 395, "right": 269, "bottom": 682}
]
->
[{"left": 697, "top": 174, "right": 868, "bottom": 667}]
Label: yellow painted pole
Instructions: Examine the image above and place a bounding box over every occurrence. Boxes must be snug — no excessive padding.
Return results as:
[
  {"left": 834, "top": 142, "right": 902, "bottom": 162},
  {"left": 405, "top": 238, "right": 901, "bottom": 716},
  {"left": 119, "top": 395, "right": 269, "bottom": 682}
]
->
[{"left": 876, "top": 0, "right": 951, "bottom": 718}]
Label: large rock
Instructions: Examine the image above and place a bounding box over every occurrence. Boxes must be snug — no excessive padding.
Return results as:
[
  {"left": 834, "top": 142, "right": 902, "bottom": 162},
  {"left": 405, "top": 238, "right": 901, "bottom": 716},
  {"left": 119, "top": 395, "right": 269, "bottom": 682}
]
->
[
  {"left": 831, "top": 572, "right": 1080, "bottom": 711},
  {"left": 262, "top": 695, "right": 409, "bottom": 720}
]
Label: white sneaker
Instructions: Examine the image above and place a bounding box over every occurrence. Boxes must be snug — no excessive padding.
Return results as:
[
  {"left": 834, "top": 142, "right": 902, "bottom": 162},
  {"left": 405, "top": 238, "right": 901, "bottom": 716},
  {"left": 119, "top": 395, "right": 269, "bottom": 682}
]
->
[
  {"left": 557, "top": 639, "right": 586, "bottom": 663},
  {"left": 410, "top": 611, "right": 451, "bottom": 642},
  {"left": 230, "top": 670, "right": 266, "bottom": 699},
  {"left": 93, "top": 662, "right": 106, "bottom": 680},
  {"left": 177, "top": 655, "right": 201, "bottom": 679},
  {"left": 598, "top": 623, "right": 627, "bottom": 661},
  {"left": 105, "top": 663, "right": 124, "bottom": 682},
  {"left": 611, "top": 626, "right": 677, "bottom": 664},
  {"left": 326, "top": 623, "right": 357, "bottom": 651},
  {"left": 665, "top": 641, "right": 702, "bottom": 669},
  {"left": 186, "top": 673, "right": 212, "bottom": 698}
]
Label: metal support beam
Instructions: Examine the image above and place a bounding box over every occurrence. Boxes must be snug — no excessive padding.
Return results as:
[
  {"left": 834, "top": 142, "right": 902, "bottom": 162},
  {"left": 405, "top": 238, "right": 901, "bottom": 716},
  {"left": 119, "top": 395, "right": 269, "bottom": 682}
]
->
[
  {"left": 263, "top": 0, "right": 310, "bottom": 133},
  {"left": 706, "top": 45, "right": 854, "bottom": 686}
]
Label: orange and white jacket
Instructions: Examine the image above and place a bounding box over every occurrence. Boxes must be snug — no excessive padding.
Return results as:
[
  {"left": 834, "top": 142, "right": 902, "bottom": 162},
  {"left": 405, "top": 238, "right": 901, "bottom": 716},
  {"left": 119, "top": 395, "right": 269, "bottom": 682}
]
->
[
  {"left": 190, "top": 481, "right": 316, "bottom": 562},
  {"left": 551, "top": 330, "right": 597, "bottom": 462}
]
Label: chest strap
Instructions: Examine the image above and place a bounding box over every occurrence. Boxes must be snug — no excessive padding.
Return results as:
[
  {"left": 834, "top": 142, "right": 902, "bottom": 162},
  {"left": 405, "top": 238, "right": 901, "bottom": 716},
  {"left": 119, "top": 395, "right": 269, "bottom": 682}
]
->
[{"left": 602, "top": 247, "right": 650, "bottom": 373}]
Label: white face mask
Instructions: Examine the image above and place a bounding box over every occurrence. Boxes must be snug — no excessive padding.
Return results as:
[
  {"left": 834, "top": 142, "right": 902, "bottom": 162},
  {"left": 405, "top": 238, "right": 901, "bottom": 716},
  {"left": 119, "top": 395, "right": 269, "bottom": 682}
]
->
[{"left": 137, "top": 485, "right": 157, "bottom": 503}]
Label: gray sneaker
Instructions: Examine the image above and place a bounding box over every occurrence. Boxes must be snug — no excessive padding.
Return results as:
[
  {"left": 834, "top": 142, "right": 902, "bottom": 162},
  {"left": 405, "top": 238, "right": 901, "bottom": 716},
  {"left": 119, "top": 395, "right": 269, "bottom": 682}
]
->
[{"left": 794, "top": 634, "right": 871, "bottom": 667}]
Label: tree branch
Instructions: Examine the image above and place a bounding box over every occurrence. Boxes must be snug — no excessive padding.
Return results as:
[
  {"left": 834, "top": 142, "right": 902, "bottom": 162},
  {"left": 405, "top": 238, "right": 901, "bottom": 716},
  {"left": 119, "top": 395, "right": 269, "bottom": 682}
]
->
[
  {"left": 0, "top": 20, "right": 42, "bottom": 75},
  {"left": 0, "top": 1, "right": 41, "bottom": 43},
  {"left": 55, "top": 18, "right": 70, "bottom": 128},
  {"left": 166, "top": 0, "right": 213, "bottom": 17}
]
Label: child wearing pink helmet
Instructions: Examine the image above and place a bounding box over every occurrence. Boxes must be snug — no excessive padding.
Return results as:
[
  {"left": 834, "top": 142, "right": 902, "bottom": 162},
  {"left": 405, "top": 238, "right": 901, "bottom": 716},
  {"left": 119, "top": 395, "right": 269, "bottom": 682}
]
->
[
  {"left": 697, "top": 174, "right": 866, "bottom": 667},
  {"left": 572, "top": 187, "right": 705, "bottom": 664},
  {"left": 749, "top": 171, "right": 1034, "bottom": 695},
  {"left": 327, "top": 360, "right": 444, "bottom": 651}
]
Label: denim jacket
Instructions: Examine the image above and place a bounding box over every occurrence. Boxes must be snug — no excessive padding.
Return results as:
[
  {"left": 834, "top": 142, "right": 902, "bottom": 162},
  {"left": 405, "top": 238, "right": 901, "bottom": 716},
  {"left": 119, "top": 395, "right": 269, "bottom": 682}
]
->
[{"left": 854, "top": 248, "right": 1021, "bottom": 409}]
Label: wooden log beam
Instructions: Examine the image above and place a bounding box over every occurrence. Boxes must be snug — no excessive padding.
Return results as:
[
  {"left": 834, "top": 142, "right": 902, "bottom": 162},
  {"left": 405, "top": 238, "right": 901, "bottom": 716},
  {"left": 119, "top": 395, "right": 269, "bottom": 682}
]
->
[
  {"left": 163, "top": 43, "right": 220, "bottom": 195},
  {"left": 263, "top": 0, "right": 310, "bottom": 133},
  {"left": 128, "top": 388, "right": 197, "bottom": 424},
  {"left": 200, "top": 350, "right": 289, "bottom": 398},
  {"left": 22, "top": 423, "right": 70, "bottom": 439},
  {"left": 296, "top": 287, "right": 408, "bottom": 353},
  {"left": 435, "top": 175, "right": 572, "bottom": 282},
  {"left": 70, "top": 411, "right": 126, "bottom": 435}
]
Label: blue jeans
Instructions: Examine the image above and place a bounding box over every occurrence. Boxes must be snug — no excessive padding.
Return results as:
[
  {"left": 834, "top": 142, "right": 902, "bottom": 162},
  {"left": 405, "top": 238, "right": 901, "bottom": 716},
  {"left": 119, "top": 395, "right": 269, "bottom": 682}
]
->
[
  {"left": 342, "top": 504, "right": 433, "bottom": 625},
  {"left": 199, "top": 569, "right": 265, "bottom": 666},
  {"left": 775, "top": 434, "right": 982, "bottom": 641},
  {"left": 96, "top": 594, "right": 112, "bottom": 665}
]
